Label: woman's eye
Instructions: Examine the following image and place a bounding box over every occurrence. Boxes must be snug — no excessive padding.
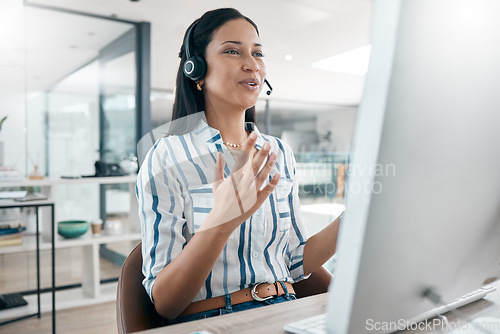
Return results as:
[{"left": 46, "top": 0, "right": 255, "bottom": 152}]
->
[
  {"left": 253, "top": 52, "right": 264, "bottom": 57},
  {"left": 225, "top": 50, "right": 239, "bottom": 55}
]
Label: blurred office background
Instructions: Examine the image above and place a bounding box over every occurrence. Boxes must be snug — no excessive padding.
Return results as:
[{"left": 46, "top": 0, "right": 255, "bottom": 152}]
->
[
  {"left": 0, "top": 1, "right": 370, "bottom": 325},
  {"left": 1, "top": 0, "right": 371, "bottom": 224}
]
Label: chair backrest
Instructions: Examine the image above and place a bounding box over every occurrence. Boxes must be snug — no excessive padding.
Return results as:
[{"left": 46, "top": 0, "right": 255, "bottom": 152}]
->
[
  {"left": 116, "top": 242, "right": 163, "bottom": 334},
  {"left": 116, "top": 241, "right": 332, "bottom": 333}
]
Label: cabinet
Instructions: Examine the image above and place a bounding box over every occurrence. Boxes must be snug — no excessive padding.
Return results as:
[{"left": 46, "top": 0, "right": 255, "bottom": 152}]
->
[{"left": 0, "top": 175, "right": 140, "bottom": 326}]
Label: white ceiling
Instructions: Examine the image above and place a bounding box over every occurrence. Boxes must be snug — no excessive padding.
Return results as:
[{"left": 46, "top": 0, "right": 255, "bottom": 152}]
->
[{"left": 19, "top": 0, "right": 373, "bottom": 105}]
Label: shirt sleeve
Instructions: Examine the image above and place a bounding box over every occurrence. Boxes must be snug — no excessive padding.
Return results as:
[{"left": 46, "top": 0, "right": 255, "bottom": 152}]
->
[
  {"left": 136, "top": 138, "right": 187, "bottom": 302},
  {"left": 283, "top": 143, "right": 310, "bottom": 282}
]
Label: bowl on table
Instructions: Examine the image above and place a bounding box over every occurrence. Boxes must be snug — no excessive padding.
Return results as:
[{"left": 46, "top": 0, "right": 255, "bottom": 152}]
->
[{"left": 57, "top": 220, "right": 89, "bottom": 239}]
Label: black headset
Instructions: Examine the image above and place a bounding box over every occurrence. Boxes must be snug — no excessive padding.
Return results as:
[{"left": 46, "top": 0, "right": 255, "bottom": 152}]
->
[
  {"left": 182, "top": 20, "right": 273, "bottom": 95},
  {"left": 183, "top": 21, "right": 207, "bottom": 81}
]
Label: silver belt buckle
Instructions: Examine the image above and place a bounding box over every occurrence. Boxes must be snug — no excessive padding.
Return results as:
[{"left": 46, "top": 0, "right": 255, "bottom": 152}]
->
[{"left": 251, "top": 282, "right": 273, "bottom": 302}]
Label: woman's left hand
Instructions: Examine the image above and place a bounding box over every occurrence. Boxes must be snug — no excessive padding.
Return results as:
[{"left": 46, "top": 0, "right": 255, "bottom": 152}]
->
[{"left": 199, "top": 132, "right": 280, "bottom": 233}]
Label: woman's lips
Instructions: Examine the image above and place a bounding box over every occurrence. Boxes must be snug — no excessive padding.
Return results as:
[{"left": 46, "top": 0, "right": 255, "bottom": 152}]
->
[{"left": 239, "top": 78, "right": 260, "bottom": 91}]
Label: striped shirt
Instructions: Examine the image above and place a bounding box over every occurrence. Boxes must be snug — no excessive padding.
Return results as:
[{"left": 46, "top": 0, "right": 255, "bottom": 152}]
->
[{"left": 136, "top": 119, "right": 308, "bottom": 302}]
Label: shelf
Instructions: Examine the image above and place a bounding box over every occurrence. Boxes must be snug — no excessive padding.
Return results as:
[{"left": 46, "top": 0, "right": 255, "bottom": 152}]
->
[
  {"left": 0, "top": 282, "right": 119, "bottom": 323},
  {"left": 0, "top": 175, "right": 137, "bottom": 188},
  {"left": 0, "top": 234, "right": 49, "bottom": 254},
  {"left": 0, "top": 298, "right": 38, "bottom": 324},
  {"left": 55, "top": 231, "right": 141, "bottom": 248},
  {"left": 0, "top": 199, "right": 54, "bottom": 208},
  {"left": 0, "top": 174, "right": 140, "bottom": 329},
  {"left": 0, "top": 232, "right": 141, "bottom": 254}
]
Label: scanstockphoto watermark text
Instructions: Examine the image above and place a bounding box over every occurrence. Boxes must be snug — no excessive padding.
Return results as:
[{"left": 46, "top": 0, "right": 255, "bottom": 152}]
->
[
  {"left": 366, "top": 318, "right": 500, "bottom": 332},
  {"left": 298, "top": 161, "right": 396, "bottom": 196}
]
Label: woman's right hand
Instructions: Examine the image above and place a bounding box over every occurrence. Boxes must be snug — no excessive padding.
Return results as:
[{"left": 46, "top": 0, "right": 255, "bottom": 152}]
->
[{"left": 199, "top": 132, "right": 280, "bottom": 233}]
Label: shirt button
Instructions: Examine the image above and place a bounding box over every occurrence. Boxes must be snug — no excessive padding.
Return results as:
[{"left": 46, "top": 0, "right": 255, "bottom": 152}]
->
[
  {"left": 252, "top": 252, "right": 258, "bottom": 258},
  {"left": 256, "top": 209, "right": 261, "bottom": 216}
]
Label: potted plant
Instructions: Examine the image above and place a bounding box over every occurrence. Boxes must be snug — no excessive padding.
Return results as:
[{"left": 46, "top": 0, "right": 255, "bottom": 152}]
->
[{"left": 0, "top": 116, "right": 7, "bottom": 166}]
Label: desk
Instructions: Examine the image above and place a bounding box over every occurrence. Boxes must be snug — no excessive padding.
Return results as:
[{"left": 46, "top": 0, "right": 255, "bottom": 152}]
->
[{"left": 139, "top": 280, "right": 500, "bottom": 334}]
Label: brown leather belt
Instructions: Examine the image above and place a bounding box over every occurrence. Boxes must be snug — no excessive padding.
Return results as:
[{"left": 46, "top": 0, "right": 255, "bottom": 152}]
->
[{"left": 180, "top": 282, "right": 295, "bottom": 317}]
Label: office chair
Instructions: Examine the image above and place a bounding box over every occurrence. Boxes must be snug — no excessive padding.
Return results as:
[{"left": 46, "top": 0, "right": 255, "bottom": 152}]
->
[
  {"left": 116, "top": 242, "right": 163, "bottom": 334},
  {"left": 116, "top": 242, "right": 332, "bottom": 333}
]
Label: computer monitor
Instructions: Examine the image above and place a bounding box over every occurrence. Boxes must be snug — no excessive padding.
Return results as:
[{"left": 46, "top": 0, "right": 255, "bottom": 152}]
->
[{"left": 327, "top": 0, "right": 500, "bottom": 333}]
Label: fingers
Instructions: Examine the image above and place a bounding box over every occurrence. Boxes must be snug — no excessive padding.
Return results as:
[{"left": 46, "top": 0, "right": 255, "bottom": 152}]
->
[
  {"left": 237, "top": 138, "right": 277, "bottom": 195},
  {"left": 230, "top": 174, "right": 245, "bottom": 214},
  {"left": 233, "top": 132, "right": 257, "bottom": 172},
  {"left": 241, "top": 131, "right": 258, "bottom": 154},
  {"left": 249, "top": 141, "right": 271, "bottom": 176},
  {"left": 254, "top": 151, "right": 276, "bottom": 189},
  {"left": 225, "top": 133, "right": 280, "bottom": 211},
  {"left": 213, "top": 152, "right": 225, "bottom": 192},
  {"left": 218, "top": 152, "right": 225, "bottom": 178},
  {"left": 256, "top": 172, "right": 280, "bottom": 204}
]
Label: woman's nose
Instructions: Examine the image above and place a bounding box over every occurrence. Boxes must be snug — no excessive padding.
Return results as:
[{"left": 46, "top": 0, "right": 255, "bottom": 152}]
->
[{"left": 242, "top": 55, "right": 259, "bottom": 72}]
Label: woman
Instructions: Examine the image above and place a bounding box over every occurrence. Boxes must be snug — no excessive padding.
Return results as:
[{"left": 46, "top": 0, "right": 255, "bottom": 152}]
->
[{"left": 137, "top": 8, "right": 341, "bottom": 324}]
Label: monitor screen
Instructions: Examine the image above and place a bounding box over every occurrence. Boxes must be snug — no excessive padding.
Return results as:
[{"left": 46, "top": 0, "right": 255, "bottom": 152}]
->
[{"left": 328, "top": 1, "right": 500, "bottom": 333}]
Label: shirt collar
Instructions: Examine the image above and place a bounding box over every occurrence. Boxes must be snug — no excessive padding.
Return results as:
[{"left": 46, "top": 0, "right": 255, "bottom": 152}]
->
[
  {"left": 191, "top": 116, "right": 267, "bottom": 176},
  {"left": 192, "top": 116, "right": 266, "bottom": 150}
]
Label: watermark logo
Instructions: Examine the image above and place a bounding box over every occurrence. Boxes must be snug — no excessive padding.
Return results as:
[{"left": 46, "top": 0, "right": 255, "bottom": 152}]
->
[
  {"left": 365, "top": 317, "right": 500, "bottom": 332},
  {"left": 296, "top": 160, "right": 396, "bottom": 198},
  {"left": 346, "top": 160, "right": 396, "bottom": 195}
]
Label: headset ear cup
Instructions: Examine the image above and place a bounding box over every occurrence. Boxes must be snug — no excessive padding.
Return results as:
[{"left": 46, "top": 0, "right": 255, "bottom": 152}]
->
[{"left": 184, "top": 56, "right": 207, "bottom": 81}]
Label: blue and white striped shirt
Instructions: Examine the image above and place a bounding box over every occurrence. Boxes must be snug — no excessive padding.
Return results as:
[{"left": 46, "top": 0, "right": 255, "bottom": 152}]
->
[{"left": 136, "top": 119, "right": 308, "bottom": 302}]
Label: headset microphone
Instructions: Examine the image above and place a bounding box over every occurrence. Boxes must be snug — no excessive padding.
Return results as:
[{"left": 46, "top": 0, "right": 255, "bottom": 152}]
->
[
  {"left": 183, "top": 20, "right": 207, "bottom": 81},
  {"left": 264, "top": 79, "right": 273, "bottom": 95}
]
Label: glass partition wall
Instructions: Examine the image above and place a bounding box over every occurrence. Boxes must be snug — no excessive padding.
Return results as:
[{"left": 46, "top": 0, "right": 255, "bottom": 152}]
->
[
  {"left": 0, "top": 0, "right": 150, "bottom": 308},
  {"left": 255, "top": 100, "right": 353, "bottom": 232},
  {"left": 25, "top": 6, "right": 141, "bottom": 221},
  {"left": 25, "top": 3, "right": 149, "bottom": 285},
  {"left": 254, "top": 99, "right": 356, "bottom": 272}
]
